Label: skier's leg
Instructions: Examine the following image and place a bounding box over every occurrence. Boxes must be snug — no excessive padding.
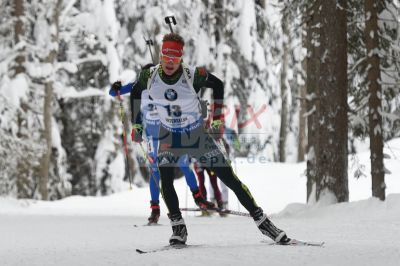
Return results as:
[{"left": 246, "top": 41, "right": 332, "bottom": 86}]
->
[
  {"left": 146, "top": 124, "right": 161, "bottom": 223},
  {"left": 148, "top": 150, "right": 161, "bottom": 202},
  {"left": 158, "top": 153, "right": 188, "bottom": 245},
  {"left": 157, "top": 122, "right": 189, "bottom": 244},
  {"left": 206, "top": 152, "right": 289, "bottom": 243},
  {"left": 219, "top": 180, "right": 229, "bottom": 208},
  {"left": 178, "top": 155, "right": 214, "bottom": 209},
  {"left": 158, "top": 161, "right": 179, "bottom": 215},
  {"left": 148, "top": 155, "right": 161, "bottom": 223},
  {"left": 148, "top": 165, "right": 160, "bottom": 202},
  {"left": 177, "top": 154, "right": 198, "bottom": 192},
  {"left": 206, "top": 154, "right": 258, "bottom": 213},
  {"left": 205, "top": 167, "right": 223, "bottom": 205},
  {"left": 194, "top": 162, "right": 207, "bottom": 199}
]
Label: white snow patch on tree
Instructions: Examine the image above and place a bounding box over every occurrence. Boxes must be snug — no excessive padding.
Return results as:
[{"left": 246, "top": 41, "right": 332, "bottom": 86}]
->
[
  {"left": 1, "top": 74, "right": 29, "bottom": 108},
  {"left": 316, "top": 188, "right": 338, "bottom": 206},
  {"left": 234, "top": 0, "right": 256, "bottom": 62}
]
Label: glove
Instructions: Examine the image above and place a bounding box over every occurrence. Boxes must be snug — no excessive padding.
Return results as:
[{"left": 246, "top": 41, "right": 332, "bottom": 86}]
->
[
  {"left": 131, "top": 124, "right": 143, "bottom": 143},
  {"left": 208, "top": 117, "right": 224, "bottom": 140},
  {"left": 111, "top": 81, "right": 122, "bottom": 93},
  {"left": 207, "top": 102, "right": 224, "bottom": 139}
]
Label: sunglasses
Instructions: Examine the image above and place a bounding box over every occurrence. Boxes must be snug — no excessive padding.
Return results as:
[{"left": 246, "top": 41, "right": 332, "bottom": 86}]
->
[{"left": 160, "top": 53, "right": 182, "bottom": 64}]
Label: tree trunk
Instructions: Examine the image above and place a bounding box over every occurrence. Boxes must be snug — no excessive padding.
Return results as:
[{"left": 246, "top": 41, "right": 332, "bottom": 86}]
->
[
  {"left": 39, "top": 83, "right": 53, "bottom": 200},
  {"left": 39, "top": 0, "right": 62, "bottom": 200},
  {"left": 298, "top": 21, "right": 307, "bottom": 162},
  {"left": 298, "top": 83, "right": 307, "bottom": 162},
  {"left": 279, "top": 11, "right": 290, "bottom": 162},
  {"left": 364, "top": 0, "right": 385, "bottom": 200},
  {"left": 315, "top": 0, "right": 349, "bottom": 203},
  {"left": 305, "top": 0, "right": 320, "bottom": 202},
  {"left": 12, "top": 0, "right": 25, "bottom": 76}
]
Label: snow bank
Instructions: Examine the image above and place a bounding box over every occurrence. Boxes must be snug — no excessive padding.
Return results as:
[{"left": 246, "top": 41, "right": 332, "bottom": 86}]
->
[{"left": 276, "top": 194, "right": 400, "bottom": 221}]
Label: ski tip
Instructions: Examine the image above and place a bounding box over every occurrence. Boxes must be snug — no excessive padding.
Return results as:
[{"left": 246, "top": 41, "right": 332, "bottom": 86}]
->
[
  {"left": 288, "top": 239, "right": 325, "bottom": 247},
  {"left": 136, "top": 249, "right": 146, "bottom": 254},
  {"left": 264, "top": 239, "right": 325, "bottom": 247},
  {"left": 135, "top": 244, "right": 191, "bottom": 254}
]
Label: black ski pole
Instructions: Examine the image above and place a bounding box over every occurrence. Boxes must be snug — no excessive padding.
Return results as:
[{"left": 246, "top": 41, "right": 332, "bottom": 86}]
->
[
  {"left": 164, "top": 15, "right": 177, "bottom": 33},
  {"left": 143, "top": 36, "right": 155, "bottom": 63}
]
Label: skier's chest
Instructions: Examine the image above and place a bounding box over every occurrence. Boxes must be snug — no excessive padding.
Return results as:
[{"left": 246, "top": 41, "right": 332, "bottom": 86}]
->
[{"left": 148, "top": 75, "right": 196, "bottom": 104}]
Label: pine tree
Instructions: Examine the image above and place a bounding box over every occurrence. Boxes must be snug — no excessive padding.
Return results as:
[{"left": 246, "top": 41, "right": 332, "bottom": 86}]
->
[{"left": 347, "top": 0, "right": 399, "bottom": 199}]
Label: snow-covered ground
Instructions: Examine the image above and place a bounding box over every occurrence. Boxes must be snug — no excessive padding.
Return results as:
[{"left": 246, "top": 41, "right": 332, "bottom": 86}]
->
[{"left": 1, "top": 138, "right": 400, "bottom": 266}]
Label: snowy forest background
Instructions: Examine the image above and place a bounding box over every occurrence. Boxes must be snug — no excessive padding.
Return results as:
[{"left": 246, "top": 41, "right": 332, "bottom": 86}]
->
[{"left": 0, "top": 0, "right": 399, "bottom": 203}]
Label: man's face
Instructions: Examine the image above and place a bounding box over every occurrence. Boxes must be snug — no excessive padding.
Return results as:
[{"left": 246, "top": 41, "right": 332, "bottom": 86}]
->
[{"left": 160, "top": 53, "right": 182, "bottom": 76}]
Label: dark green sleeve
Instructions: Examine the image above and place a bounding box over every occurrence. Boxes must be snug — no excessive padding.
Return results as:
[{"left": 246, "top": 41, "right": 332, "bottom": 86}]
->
[
  {"left": 193, "top": 67, "right": 208, "bottom": 92},
  {"left": 136, "top": 68, "right": 152, "bottom": 89},
  {"left": 193, "top": 67, "right": 224, "bottom": 118},
  {"left": 193, "top": 67, "right": 224, "bottom": 99}
]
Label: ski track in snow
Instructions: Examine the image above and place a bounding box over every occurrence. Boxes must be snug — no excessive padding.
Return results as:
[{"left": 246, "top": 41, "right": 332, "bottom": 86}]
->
[{"left": 1, "top": 202, "right": 400, "bottom": 266}]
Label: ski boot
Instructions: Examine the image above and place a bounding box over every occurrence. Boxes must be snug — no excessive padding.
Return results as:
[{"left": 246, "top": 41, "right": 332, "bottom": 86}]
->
[
  {"left": 147, "top": 201, "right": 160, "bottom": 225},
  {"left": 192, "top": 190, "right": 215, "bottom": 210},
  {"left": 217, "top": 201, "right": 227, "bottom": 217},
  {"left": 200, "top": 210, "right": 212, "bottom": 217},
  {"left": 251, "top": 207, "right": 291, "bottom": 244},
  {"left": 169, "top": 213, "right": 188, "bottom": 245}
]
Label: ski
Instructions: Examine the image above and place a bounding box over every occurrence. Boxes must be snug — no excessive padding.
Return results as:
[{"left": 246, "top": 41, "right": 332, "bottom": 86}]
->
[
  {"left": 180, "top": 207, "right": 251, "bottom": 217},
  {"left": 264, "top": 239, "right": 325, "bottom": 247},
  {"left": 136, "top": 244, "right": 202, "bottom": 254}
]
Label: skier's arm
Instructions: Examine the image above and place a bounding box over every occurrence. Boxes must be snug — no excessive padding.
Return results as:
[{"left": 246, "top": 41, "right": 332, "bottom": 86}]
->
[
  {"left": 109, "top": 82, "right": 134, "bottom": 96},
  {"left": 129, "top": 79, "right": 146, "bottom": 143},
  {"left": 130, "top": 82, "right": 143, "bottom": 125},
  {"left": 110, "top": 64, "right": 155, "bottom": 97},
  {"left": 130, "top": 68, "right": 151, "bottom": 126},
  {"left": 193, "top": 67, "right": 224, "bottom": 119}
]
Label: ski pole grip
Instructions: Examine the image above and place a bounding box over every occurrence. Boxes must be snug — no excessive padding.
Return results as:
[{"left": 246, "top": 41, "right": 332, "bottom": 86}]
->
[
  {"left": 164, "top": 16, "right": 176, "bottom": 33},
  {"left": 145, "top": 39, "right": 154, "bottom": 46}
]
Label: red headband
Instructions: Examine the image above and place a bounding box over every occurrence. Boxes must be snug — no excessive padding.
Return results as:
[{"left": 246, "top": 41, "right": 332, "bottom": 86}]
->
[{"left": 161, "top": 41, "right": 184, "bottom": 57}]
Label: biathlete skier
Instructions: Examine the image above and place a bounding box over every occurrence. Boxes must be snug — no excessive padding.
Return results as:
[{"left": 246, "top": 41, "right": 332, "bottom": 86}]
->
[{"left": 125, "top": 33, "right": 291, "bottom": 245}]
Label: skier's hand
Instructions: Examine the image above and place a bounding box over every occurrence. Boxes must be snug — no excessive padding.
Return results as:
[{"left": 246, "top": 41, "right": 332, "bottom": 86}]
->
[
  {"left": 111, "top": 81, "right": 122, "bottom": 93},
  {"left": 208, "top": 118, "right": 224, "bottom": 140},
  {"left": 208, "top": 103, "right": 224, "bottom": 139},
  {"left": 131, "top": 124, "right": 143, "bottom": 143}
]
